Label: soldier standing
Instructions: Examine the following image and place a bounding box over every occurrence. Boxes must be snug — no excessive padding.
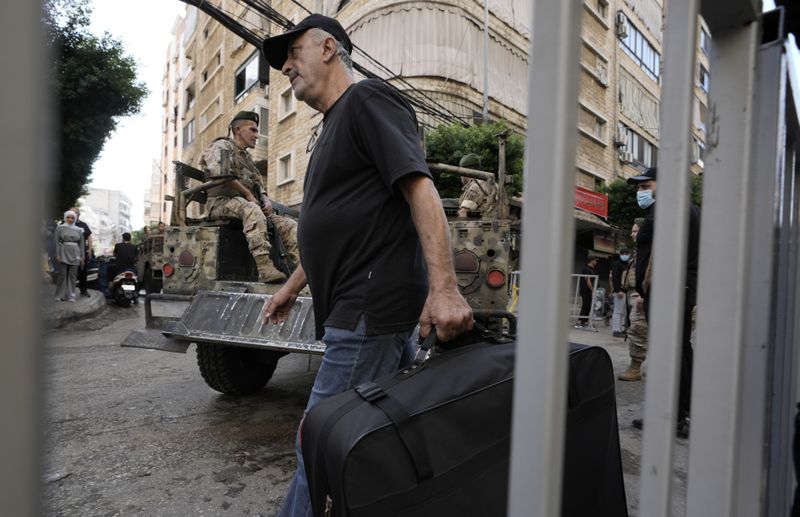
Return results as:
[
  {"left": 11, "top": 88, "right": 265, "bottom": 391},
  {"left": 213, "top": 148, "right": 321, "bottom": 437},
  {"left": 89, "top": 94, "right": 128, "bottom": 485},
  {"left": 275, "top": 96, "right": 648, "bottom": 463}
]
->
[
  {"left": 199, "top": 111, "right": 299, "bottom": 282},
  {"left": 618, "top": 221, "right": 648, "bottom": 381}
]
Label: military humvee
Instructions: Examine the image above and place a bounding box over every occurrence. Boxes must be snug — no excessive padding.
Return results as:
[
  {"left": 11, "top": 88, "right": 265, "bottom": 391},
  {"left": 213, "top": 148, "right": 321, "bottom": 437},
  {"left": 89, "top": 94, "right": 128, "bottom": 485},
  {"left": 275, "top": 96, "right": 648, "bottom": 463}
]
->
[
  {"left": 122, "top": 137, "right": 519, "bottom": 396},
  {"left": 136, "top": 233, "right": 164, "bottom": 294}
]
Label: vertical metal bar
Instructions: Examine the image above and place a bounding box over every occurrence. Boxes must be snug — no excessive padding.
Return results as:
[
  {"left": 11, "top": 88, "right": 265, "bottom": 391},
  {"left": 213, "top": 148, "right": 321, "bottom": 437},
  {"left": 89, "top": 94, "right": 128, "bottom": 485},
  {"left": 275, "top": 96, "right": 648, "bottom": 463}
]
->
[
  {"left": 0, "top": 1, "right": 44, "bottom": 515},
  {"left": 686, "top": 20, "right": 760, "bottom": 516},
  {"left": 637, "top": 0, "right": 699, "bottom": 514},
  {"left": 768, "top": 90, "right": 800, "bottom": 513},
  {"left": 734, "top": 39, "right": 785, "bottom": 517},
  {"left": 507, "top": 0, "right": 582, "bottom": 514}
]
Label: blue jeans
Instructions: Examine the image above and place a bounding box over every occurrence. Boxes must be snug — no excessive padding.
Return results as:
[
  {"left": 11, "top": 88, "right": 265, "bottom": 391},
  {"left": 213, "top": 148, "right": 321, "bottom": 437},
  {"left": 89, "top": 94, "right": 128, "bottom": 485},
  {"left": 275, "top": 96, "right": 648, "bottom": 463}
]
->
[{"left": 278, "top": 316, "right": 416, "bottom": 517}]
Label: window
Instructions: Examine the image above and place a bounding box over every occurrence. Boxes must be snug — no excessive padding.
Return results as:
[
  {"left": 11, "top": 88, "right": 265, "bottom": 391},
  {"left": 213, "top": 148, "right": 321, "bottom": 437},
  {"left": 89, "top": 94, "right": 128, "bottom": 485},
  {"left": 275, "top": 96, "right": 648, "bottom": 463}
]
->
[
  {"left": 578, "top": 105, "right": 607, "bottom": 143},
  {"left": 201, "top": 49, "right": 222, "bottom": 86},
  {"left": 199, "top": 96, "right": 221, "bottom": 130},
  {"left": 185, "top": 83, "right": 196, "bottom": 112},
  {"left": 588, "top": 0, "right": 608, "bottom": 18},
  {"left": 234, "top": 52, "right": 260, "bottom": 100},
  {"left": 692, "top": 138, "right": 705, "bottom": 166},
  {"left": 619, "top": 18, "right": 660, "bottom": 81},
  {"left": 694, "top": 98, "right": 709, "bottom": 133},
  {"left": 278, "top": 86, "right": 296, "bottom": 120},
  {"left": 698, "top": 65, "right": 710, "bottom": 93},
  {"left": 618, "top": 123, "right": 657, "bottom": 167},
  {"left": 278, "top": 153, "right": 294, "bottom": 183},
  {"left": 257, "top": 106, "right": 269, "bottom": 135},
  {"left": 700, "top": 27, "right": 711, "bottom": 55},
  {"left": 183, "top": 119, "right": 195, "bottom": 146}
]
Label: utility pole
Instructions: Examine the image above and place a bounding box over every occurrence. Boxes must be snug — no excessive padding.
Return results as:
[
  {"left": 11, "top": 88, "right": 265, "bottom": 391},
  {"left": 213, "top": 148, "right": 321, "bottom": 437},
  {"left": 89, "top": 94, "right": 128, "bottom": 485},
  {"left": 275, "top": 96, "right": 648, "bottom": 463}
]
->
[{"left": 483, "top": 0, "right": 489, "bottom": 121}]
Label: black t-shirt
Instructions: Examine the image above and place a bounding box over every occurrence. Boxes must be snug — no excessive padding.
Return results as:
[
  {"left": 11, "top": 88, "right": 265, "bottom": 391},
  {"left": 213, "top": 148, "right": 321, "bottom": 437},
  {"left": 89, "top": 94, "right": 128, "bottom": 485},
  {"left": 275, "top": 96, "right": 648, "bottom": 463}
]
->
[
  {"left": 298, "top": 79, "right": 431, "bottom": 339},
  {"left": 75, "top": 220, "right": 91, "bottom": 254},
  {"left": 579, "top": 265, "right": 595, "bottom": 295},
  {"left": 113, "top": 242, "right": 137, "bottom": 269}
]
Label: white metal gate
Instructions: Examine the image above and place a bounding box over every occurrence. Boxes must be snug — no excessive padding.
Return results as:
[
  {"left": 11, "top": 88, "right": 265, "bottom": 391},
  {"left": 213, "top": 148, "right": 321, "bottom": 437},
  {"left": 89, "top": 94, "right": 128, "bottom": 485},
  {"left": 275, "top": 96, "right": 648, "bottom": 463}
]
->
[{"left": 510, "top": 1, "right": 800, "bottom": 515}]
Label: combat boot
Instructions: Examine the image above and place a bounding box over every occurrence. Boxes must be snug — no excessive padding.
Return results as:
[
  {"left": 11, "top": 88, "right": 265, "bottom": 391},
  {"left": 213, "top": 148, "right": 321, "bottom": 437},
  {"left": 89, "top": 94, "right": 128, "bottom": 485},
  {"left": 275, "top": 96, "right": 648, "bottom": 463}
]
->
[
  {"left": 255, "top": 255, "right": 287, "bottom": 283},
  {"left": 618, "top": 358, "right": 643, "bottom": 381}
]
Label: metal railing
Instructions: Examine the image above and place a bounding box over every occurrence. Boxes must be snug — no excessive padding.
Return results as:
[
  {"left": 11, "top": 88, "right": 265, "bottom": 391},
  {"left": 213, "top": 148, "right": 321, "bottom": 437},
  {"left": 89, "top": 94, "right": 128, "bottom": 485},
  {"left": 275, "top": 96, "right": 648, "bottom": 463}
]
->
[{"left": 510, "top": 1, "right": 800, "bottom": 515}]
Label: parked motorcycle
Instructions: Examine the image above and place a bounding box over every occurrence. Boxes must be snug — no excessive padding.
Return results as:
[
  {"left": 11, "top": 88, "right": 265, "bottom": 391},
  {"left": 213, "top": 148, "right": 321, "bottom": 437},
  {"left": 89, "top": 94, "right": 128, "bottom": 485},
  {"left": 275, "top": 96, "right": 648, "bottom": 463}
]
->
[{"left": 109, "top": 267, "right": 139, "bottom": 307}]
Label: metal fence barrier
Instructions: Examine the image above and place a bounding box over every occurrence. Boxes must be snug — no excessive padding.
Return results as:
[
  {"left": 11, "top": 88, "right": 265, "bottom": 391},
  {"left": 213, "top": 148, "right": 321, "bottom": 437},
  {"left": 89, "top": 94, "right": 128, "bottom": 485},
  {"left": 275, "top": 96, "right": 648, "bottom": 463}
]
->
[{"left": 510, "top": 1, "right": 800, "bottom": 516}]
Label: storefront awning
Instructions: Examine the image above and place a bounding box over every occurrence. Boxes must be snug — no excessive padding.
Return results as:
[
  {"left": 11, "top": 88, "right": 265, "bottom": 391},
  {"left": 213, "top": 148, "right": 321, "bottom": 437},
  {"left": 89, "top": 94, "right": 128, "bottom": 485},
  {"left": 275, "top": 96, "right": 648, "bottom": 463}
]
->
[{"left": 574, "top": 208, "right": 611, "bottom": 231}]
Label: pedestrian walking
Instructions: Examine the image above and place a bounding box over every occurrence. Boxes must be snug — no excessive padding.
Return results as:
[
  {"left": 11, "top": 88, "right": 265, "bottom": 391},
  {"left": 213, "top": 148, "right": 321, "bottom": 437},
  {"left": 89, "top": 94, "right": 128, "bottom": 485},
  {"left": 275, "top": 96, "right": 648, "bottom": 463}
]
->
[
  {"left": 260, "top": 14, "right": 473, "bottom": 517},
  {"left": 53, "top": 210, "right": 85, "bottom": 302}
]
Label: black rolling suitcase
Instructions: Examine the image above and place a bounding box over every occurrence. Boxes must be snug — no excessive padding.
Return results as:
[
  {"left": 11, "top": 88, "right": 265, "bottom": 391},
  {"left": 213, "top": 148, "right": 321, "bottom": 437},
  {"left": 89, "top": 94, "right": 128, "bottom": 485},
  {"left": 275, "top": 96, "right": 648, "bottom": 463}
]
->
[{"left": 301, "top": 336, "right": 627, "bottom": 517}]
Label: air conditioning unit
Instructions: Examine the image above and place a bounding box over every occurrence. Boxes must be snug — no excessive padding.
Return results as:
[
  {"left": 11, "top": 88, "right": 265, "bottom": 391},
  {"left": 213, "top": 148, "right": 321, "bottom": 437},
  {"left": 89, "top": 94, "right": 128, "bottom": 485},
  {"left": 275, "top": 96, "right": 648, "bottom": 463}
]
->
[
  {"left": 616, "top": 12, "right": 628, "bottom": 38},
  {"left": 615, "top": 127, "right": 627, "bottom": 146},
  {"left": 596, "top": 66, "right": 609, "bottom": 86},
  {"left": 618, "top": 151, "right": 634, "bottom": 163}
]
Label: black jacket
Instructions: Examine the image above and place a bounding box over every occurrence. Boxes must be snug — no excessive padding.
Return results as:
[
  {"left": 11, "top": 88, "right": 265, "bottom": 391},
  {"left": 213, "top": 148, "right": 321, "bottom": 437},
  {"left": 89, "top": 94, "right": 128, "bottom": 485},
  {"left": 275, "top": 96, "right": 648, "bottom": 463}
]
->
[
  {"left": 609, "top": 258, "right": 628, "bottom": 293},
  {"left": 635, "top": 202, "right": 701, "bottom": 299}
]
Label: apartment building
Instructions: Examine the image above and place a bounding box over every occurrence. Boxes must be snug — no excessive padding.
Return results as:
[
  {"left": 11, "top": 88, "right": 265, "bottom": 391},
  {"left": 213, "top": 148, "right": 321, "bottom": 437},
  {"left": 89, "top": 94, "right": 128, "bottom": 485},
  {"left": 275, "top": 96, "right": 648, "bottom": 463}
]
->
[
  {"left": 155, "top": 0, "right": 708, "bottom": 241},
  {"left": 156, "top": 5, "right": 273, "bottom": 223}
]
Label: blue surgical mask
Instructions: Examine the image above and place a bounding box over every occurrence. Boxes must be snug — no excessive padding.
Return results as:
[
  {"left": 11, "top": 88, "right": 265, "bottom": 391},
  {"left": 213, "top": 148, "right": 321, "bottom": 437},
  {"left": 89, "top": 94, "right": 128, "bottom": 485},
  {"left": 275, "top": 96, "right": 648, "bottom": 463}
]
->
[
  {"left": 637, "top": 190, "right": 655, "bottom": 209},
  {"left": 620, "top": 254, "right": 630, "bottom": 262}
]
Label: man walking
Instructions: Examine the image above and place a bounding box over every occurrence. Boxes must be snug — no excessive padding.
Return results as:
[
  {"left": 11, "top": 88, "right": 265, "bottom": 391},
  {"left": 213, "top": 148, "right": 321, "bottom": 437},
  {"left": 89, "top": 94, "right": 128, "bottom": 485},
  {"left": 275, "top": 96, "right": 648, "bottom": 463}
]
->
[
  {"left": 628, "top": 167, "right": 700, "bottom": 438},
  {"left": 199, "top": 111, "right": 299, "bottom": 282},
  {"left": 260, "top": 14, "right": 473, "bottom": 516}
]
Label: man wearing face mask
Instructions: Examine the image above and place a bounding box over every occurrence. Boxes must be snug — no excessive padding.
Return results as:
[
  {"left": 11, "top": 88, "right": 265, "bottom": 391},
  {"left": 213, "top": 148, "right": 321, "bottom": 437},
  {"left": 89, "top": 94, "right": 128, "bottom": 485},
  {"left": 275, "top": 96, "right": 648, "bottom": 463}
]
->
[{"left": 627, "top": 167, "right": 701, "bottom": 438}]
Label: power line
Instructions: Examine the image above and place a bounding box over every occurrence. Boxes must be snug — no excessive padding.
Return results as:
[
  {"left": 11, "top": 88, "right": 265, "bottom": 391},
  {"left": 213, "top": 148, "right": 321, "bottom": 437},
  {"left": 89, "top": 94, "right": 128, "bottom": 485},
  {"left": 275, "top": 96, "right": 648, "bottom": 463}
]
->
[{"left": 179, "top": 0, "right": 469, "bottom": 128}]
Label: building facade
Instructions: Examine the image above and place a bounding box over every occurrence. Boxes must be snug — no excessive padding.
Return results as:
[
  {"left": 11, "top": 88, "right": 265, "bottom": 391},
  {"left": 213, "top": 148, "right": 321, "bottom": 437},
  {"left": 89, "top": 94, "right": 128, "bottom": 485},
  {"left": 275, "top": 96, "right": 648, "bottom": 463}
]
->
[
  {"left": 80, "top": 188, "right": 133, "bottom": 254},
  {"left": 154, "top": 0, "right": 708, "bottom": 243}
]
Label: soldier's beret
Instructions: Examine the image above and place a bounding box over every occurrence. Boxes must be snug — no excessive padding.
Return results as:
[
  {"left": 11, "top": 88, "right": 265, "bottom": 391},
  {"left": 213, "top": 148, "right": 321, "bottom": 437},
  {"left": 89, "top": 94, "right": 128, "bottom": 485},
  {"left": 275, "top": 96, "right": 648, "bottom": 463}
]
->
[{"left": 231, "top": 110, "right": 259, "bottom": 124}]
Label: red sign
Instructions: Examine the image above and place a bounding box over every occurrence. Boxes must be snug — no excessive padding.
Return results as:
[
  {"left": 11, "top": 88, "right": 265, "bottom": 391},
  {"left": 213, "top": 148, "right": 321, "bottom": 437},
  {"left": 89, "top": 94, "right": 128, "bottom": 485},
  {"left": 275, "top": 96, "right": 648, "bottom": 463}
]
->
[{"left": 574, "top": 187, "right": 608, "bottom": 219}]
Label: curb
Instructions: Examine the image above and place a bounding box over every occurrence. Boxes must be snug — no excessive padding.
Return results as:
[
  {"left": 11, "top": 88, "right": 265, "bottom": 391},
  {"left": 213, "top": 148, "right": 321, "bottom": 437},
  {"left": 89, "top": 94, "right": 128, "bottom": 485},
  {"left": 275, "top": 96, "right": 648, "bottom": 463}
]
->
[{"left": 45, "top": 290, "right": 107, "bottom": 329}]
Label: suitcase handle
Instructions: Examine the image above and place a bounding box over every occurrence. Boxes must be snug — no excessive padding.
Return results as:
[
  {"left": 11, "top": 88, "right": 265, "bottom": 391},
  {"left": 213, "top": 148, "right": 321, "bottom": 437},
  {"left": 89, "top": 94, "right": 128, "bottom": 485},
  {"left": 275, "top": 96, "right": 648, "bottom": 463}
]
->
[{"left": 413, "top": 330, "right": 438, "bottom": 367}]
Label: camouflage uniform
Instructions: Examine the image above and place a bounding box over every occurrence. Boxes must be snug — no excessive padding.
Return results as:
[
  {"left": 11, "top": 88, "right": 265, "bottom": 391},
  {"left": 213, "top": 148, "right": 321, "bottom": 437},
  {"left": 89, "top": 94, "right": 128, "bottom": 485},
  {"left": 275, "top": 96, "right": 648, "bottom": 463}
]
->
[
  {"left": 620, "top": 249, "right": 648, "bottom": 380},
  {"left": 199, "top": 137, "right": 299, "bottom": 281},
  {"left": 458, "top": 179, "right": 495, "bottom": 215}
]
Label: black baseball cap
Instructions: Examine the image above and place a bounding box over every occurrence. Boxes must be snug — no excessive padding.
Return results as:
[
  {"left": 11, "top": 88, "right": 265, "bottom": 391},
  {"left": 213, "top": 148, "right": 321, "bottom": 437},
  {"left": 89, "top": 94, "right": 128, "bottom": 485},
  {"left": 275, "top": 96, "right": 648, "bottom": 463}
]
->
[
  {"left": 262, "top": 14, "right": 353, "bottom": 71},
  {"left": 626, "top": 167, "right": 657, "bottom": 184}
]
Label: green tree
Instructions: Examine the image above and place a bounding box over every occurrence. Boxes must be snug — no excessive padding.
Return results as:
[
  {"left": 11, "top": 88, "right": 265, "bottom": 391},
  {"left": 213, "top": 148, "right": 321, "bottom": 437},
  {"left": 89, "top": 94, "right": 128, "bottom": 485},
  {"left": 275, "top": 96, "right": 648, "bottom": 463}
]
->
[
  {"left": 601, "top": 172, "right": 704, "bottom": 230},
  {"left": 600, "top": 178, "right": 642, "bottom": 229},
  {"left": 425, "top": 122, "right": 525, "bottom": 199},
  {"left": 45, "top": 0, "right": 147, "bottom": 215}
]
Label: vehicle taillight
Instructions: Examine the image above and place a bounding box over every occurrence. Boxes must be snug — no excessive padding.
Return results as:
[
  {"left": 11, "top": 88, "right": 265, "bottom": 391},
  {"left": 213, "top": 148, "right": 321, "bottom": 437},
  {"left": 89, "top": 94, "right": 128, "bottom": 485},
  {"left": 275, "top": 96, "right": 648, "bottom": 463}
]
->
[
  {"left": 162, "top": 263, "right": 174, "bottom": 277},
  {"left": 486, "top": 269, "right": 506, "bottom": 288},
  {"left": 178, "top": 250, "right": 195, "bottom": 267}
]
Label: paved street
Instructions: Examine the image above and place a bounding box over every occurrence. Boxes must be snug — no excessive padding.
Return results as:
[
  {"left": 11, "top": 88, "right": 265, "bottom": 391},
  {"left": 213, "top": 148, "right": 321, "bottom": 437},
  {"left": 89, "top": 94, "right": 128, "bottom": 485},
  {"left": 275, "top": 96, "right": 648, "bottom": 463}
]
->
[{"left": 43, "top": 306, "right": 687, "bottom": 516}]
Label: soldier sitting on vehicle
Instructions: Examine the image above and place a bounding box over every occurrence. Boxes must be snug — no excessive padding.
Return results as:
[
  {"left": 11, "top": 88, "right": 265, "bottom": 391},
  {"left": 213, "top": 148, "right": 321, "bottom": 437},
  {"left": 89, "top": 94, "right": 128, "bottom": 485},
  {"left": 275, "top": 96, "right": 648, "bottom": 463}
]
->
[
  {"left": 199, "top": 111, "right": 299, "bottom": 283},
  {"left": 457, "top": 175, "right": 495, "bottom": 218}
]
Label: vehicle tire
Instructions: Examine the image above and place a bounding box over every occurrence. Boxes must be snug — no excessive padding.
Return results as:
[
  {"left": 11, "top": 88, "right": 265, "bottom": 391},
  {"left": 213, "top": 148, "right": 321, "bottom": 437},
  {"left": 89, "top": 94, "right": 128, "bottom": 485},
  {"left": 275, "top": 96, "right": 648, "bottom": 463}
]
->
[{"left": 196, "top": 343, "right": 282, "bottom": 396}]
